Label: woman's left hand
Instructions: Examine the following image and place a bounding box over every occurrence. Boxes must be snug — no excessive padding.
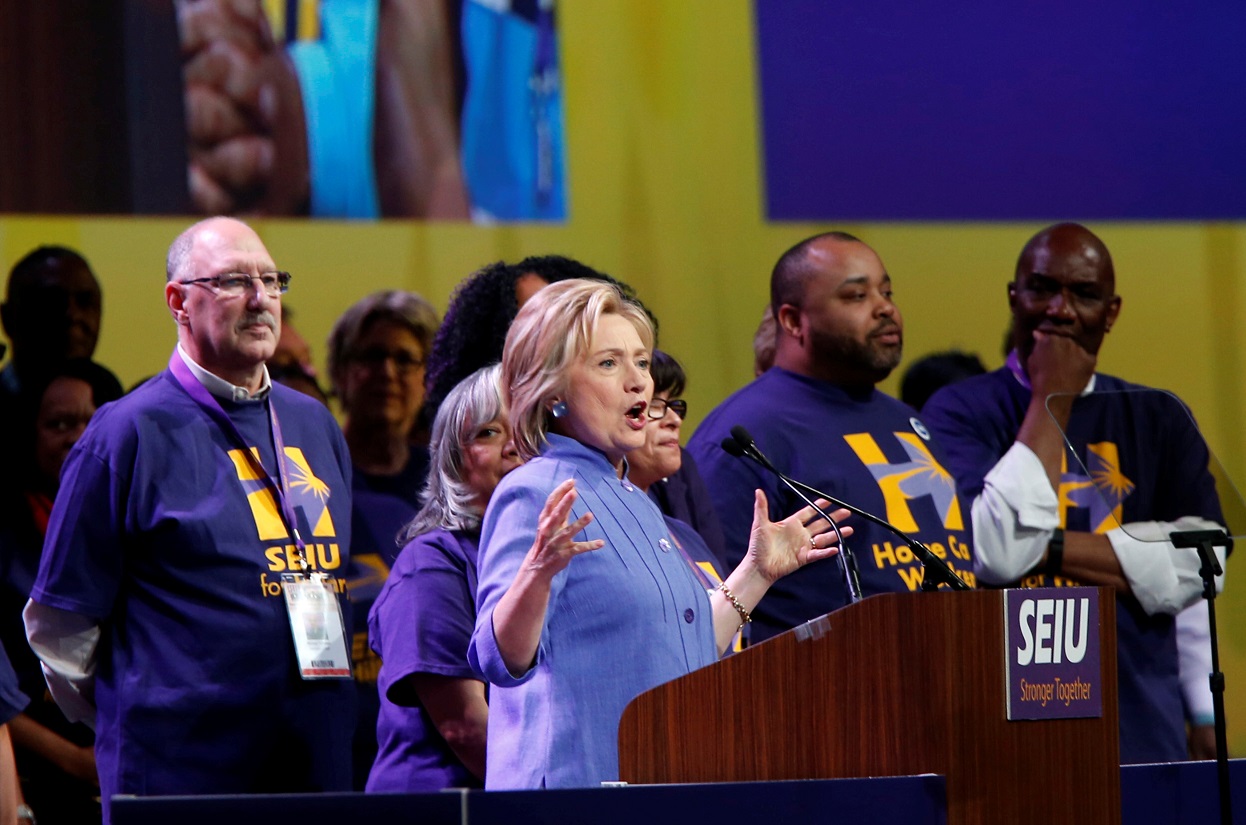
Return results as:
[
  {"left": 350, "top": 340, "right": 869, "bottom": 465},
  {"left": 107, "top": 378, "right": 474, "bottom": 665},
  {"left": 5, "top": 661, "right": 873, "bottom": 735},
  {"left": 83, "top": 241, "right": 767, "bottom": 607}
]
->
[{"left": 745, "top": 490, "right": 852, "bottom": 584}]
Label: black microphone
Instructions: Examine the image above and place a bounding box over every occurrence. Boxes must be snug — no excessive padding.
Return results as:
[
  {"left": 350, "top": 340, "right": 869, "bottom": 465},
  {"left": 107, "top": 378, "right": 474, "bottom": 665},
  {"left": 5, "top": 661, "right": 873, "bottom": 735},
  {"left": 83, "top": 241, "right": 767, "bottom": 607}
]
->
[
  {"left": 723, "top": 425, "right": 970, "bottom": 593},
  {"left": 722, "top": 429, "right": 862, "bottom": 603}
]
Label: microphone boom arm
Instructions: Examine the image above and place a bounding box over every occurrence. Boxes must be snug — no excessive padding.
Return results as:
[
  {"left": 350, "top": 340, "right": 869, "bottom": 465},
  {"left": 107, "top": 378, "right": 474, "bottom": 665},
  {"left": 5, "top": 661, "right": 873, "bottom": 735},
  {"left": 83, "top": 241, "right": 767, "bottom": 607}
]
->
[
  {"left": 774, "top": 464, "right": 864, "bottom": 603},
  {"left": 722, "top": 435, "right": 863, "bottom": 602},
  {"left": 724, "top": 426, "right": 970, "bottom": 594},
  {"left": 781, "top": 475, "right": 970, "bottom": 592}
]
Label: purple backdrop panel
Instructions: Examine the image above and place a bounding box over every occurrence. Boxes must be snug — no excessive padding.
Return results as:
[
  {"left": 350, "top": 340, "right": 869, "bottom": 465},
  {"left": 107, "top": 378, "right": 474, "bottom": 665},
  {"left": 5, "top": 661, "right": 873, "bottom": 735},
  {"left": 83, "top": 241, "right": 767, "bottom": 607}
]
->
[
  {"left": 1004, "top": 587, "right": 1102, "bottom": 721},
  {"left": 755, "top": 0, "right": 1246, "bottom": 221}
]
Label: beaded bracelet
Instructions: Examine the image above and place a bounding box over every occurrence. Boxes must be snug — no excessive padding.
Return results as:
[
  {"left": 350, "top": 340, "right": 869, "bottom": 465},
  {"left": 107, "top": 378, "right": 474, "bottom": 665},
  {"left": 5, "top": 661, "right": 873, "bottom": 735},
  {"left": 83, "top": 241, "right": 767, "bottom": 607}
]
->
[{"left": 718, "top": 582, "right": 752, "bottom": 628}]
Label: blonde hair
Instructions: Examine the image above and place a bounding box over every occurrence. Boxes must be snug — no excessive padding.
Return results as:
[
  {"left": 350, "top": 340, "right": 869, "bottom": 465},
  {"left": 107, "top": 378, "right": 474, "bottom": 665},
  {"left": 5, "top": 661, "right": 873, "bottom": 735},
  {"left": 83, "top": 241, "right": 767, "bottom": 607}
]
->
[{"left": 504, "top": 279, "right": 654, "bottom": 460}]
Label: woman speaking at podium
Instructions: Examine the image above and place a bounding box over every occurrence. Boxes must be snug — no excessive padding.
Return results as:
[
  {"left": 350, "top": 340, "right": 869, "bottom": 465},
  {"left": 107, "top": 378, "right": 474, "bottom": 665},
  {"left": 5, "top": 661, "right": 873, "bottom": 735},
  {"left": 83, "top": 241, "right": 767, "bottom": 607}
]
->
[{"left": 468, "top": 279, "right": 850, "bottom": 789}]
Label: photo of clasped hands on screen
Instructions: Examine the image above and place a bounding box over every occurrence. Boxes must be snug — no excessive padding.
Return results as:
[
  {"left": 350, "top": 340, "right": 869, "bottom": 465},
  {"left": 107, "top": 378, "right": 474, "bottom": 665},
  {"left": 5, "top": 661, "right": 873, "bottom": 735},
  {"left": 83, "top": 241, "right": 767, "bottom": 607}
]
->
[{"left": 177, "top": 0, "right": 566, "bottom": 221}]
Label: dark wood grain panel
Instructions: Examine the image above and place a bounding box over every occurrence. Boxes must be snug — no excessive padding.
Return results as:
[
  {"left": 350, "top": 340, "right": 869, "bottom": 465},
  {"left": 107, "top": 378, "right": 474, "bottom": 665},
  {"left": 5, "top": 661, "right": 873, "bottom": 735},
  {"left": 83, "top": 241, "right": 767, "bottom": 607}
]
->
[{"left": 619, "top": 589, "right": 1120, "bottom": 825}]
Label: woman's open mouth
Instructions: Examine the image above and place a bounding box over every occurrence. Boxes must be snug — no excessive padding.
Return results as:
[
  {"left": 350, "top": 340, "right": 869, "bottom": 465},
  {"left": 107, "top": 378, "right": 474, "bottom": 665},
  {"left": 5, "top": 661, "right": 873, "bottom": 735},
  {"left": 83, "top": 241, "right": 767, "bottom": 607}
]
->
[{"left": 625, "top": 401, "right": 648, "bottom": 430}]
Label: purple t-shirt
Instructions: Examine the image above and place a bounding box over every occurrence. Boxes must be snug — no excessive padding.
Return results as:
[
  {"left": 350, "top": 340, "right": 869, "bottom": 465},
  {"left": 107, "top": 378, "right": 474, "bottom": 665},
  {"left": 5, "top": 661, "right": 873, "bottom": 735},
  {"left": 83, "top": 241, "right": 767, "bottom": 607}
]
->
[
  {"left": 351, "top": 449, "right": 428, "bottom": 566},
  {"left": 32, "top": 370, "right": 356, "bottom": 817},
  {"left": 346, "top": 450, "right": 427, "bottom": 788},
  {"left": 0, "top": 494, "right": 44, "bottom": 701},
  {"left": 366, "top": 528, "right": 483, "bottom": 791},
  {"left": 0, "top": 641, "right": 27, "bottom": 725},
  {"left": 922, "top": 367, "right": 1224, "bottom": 764},
  {"left": 688, "top": 368, "right": 976, "bottom": 642}
]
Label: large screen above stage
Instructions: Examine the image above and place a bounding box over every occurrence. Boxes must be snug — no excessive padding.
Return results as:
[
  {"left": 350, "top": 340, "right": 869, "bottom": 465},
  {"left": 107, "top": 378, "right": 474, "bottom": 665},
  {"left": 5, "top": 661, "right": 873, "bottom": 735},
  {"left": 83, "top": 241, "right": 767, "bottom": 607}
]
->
[
  {"left": 755, "top": 0, "right": 1246, "bottom": 221},
  {"left": 0, "top": 0, "right": 566, "bottom": 222}
]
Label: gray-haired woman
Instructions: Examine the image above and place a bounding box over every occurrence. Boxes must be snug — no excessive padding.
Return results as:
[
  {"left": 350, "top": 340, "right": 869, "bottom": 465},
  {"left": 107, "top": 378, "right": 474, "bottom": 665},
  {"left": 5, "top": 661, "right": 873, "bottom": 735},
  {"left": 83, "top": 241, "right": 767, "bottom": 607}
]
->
[{"left": 366, "top": 365, "right": 520, "bottom": 791}]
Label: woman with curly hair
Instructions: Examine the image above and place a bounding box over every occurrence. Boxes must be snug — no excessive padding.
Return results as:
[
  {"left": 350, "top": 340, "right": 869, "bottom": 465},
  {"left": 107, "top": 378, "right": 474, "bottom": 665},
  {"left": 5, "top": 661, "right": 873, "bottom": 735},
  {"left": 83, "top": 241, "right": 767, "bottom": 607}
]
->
[{"left": 422, "top": 255, "right": 656, "bottom": 428}]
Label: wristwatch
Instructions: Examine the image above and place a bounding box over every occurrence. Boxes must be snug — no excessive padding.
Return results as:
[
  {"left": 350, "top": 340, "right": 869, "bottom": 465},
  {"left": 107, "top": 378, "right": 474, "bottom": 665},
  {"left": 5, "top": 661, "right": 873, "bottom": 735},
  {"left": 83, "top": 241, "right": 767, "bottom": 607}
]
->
[
  {"left": 1044, "top": 528, "right": 1065, "bottom": 577},
  {"left": 16, "top": 803, "right": 35, "bottom": 824}
]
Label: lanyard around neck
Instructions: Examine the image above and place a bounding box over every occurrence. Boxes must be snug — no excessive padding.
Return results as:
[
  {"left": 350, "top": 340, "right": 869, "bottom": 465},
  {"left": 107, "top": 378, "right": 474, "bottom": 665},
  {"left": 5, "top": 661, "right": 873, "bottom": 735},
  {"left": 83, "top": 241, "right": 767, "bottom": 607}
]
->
[{"left": 167, "top": 352, "right": 310, "bottom": 571}]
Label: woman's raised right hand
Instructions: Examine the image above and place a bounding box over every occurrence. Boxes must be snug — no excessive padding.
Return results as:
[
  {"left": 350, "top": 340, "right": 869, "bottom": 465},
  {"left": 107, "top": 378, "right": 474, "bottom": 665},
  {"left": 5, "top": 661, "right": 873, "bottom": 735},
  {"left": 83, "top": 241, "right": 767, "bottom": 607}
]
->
[{"left": 522, "top": 478, "right": 604, "bottom": 577}]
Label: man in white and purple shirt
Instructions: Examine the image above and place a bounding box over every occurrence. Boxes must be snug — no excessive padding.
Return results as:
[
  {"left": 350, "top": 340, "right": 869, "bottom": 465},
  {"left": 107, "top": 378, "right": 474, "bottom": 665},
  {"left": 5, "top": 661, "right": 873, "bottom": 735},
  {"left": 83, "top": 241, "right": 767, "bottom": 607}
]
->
[{"left": 24, "top": 218, "right": 355, "bottom": 821}]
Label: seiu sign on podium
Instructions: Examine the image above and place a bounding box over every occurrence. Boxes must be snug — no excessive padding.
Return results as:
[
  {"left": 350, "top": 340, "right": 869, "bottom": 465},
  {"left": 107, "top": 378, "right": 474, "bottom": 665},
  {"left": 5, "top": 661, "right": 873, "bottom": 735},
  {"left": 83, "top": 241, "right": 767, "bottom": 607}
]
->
[{"left": 1004, "top": 587, "right": 1102, "bottom": 720}]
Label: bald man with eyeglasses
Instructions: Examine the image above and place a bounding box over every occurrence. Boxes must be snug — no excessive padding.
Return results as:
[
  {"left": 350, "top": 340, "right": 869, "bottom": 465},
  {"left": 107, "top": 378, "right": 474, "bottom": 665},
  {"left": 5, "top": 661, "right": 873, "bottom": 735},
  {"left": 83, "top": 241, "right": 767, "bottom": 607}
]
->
[{"left": 24, "top": 218, "right": 356, "bottom": 822}]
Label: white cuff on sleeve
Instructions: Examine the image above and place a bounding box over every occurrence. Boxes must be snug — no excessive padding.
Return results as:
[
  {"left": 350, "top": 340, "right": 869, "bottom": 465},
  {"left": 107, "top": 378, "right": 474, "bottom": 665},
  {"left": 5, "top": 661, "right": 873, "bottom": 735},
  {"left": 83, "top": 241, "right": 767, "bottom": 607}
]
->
[
  {"left": 972, "top": 442, "right": 1060, "bottom": 584},
  {"left": 22, "top": 600, "right": 100, "bottom": 728},
  {"left": 984, "top": 442, "right": 1062, "bottom": 527},
  {"left": 1177, "top": 600, "right": 1215, "bottom": 724},
  {"left": 1108, "top": 517, "right": 1225, "bottom": 616}
]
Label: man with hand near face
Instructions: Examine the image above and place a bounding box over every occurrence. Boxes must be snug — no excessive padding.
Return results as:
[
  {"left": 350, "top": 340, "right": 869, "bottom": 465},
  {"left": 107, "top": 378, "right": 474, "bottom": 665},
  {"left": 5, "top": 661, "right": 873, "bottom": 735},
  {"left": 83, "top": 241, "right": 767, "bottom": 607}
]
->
[
  {"left": 922, "top": 222, "right": 1226, "bottom": 764},
  {"left": 688, "top": 232, "right": 975, "bottom": 643},
  {"left": 23, "top": 218, "right": 355, "bottom": 821}
]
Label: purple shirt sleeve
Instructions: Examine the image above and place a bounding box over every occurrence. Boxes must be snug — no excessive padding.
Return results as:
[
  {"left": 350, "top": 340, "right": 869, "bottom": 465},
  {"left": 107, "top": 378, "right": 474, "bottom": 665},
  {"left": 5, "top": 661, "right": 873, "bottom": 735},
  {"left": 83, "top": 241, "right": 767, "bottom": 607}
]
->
[
  {"left": 370, "top": 529, "right": 480, "bottom": 706},
  {"left": 468, "top": 474, "right": 564, "bottom": 688},
  {"left": 0, "top": 642, "right": 28, "bottom": 724},
  {"left": 31, "top": 431, "right": 128, "bottom": 620}
]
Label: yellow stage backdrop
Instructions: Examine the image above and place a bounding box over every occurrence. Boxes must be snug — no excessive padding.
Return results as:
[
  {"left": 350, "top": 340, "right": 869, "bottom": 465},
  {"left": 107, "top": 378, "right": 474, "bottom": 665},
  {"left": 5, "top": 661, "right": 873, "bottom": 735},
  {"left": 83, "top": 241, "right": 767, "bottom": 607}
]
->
[{"left": 3, "top": 1, "right": 1244, "bottom": 751}]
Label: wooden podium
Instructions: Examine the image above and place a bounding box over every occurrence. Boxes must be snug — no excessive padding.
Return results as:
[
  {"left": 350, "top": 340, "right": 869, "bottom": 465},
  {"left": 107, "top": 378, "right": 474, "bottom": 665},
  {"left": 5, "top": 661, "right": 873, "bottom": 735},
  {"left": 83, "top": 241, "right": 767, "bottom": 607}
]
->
[{"left": 618, "top": 589, "right": 1120, "bottom": 825}]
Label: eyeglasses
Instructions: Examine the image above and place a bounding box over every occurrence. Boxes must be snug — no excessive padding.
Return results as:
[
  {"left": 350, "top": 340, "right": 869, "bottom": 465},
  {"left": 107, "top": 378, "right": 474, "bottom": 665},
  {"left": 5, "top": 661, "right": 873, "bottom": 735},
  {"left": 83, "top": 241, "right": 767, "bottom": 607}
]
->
[
  {"left": 647, "top": 398, "right": 687, "bottom": 420},
  {"left": 181, "top": 271, "right": 292, "bottom": 297},
  {"left": 351, "top": 348, "right": 425, "bottom": 372}
]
